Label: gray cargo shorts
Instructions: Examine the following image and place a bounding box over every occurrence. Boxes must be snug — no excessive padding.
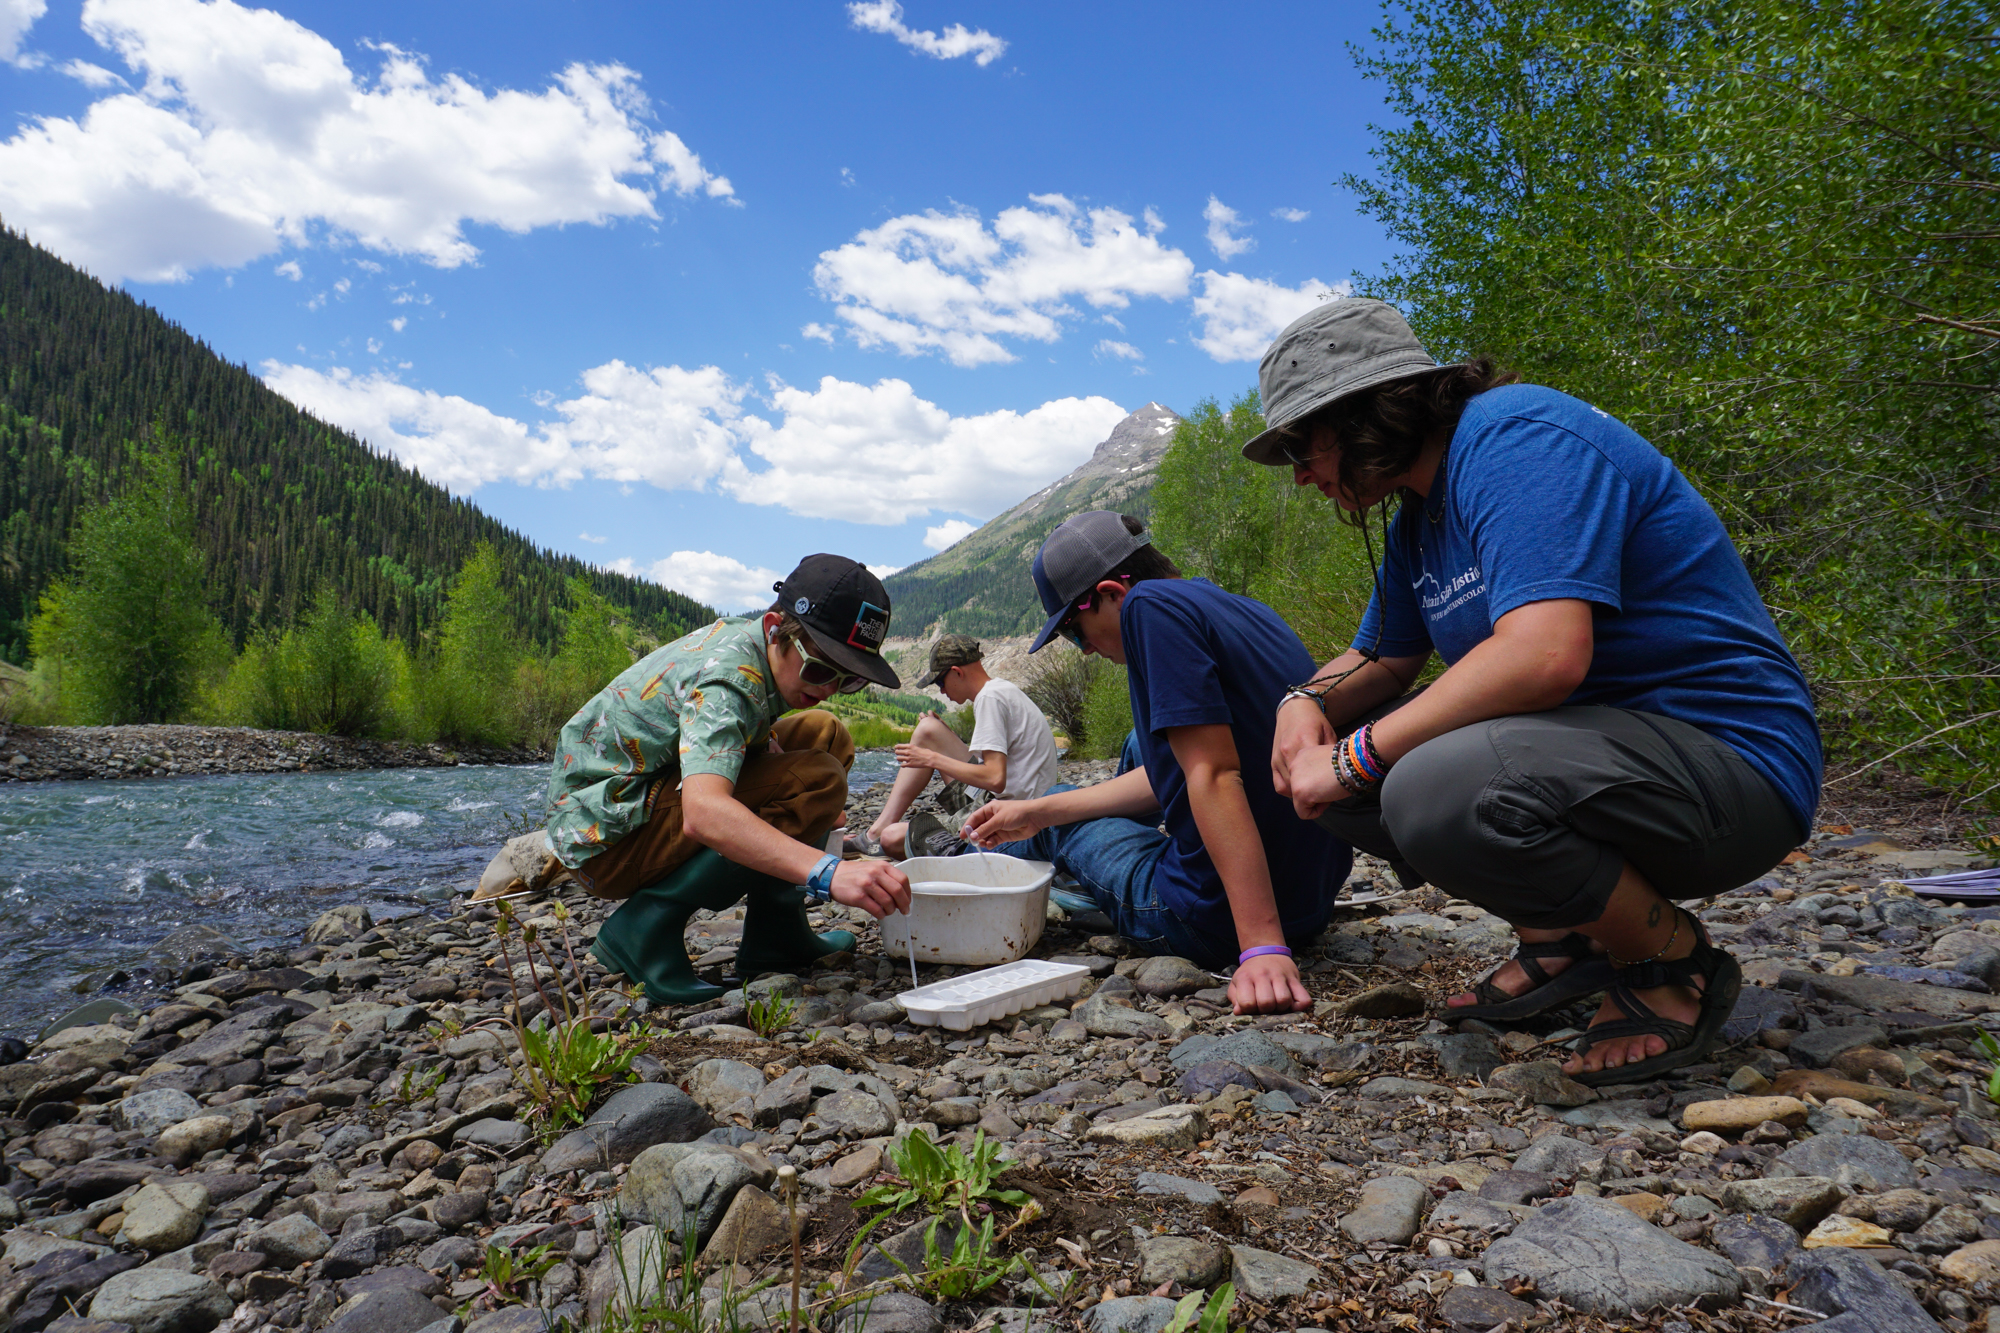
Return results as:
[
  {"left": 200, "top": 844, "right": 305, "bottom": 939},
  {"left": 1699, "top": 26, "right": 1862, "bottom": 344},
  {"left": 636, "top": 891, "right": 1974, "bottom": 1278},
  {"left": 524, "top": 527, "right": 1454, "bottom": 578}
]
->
[{"left": 1315, "top": 704, "right": 1804, "bottom": 930}]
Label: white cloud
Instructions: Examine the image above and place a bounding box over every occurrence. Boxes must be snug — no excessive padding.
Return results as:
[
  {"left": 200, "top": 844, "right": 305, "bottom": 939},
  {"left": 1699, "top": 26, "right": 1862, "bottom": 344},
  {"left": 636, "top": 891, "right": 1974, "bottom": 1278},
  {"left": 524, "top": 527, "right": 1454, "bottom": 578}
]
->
[
  {"left": 577, "top": 531, "right": 607, "bottom": 544},
  {"left": 389, "top": 316, "right": 406, "bottom": 332},
  {"left": 0, "top": 0, "right": 735, "bottom": 283},
  {"left": 273, "top": 259, "right": 300, "bottom": 280},
  {"left": 58, "top": 58, "right": 125, "bottom": 87},
  {"left": 0, "top": 0, "right": 45, "bottom": 63},
  {"left": 922, "top": 519, "right": 975, "bottom": 551},
  {"left": 645, "top": 551, "right": 782, "bottom": 612},
  {"left": 261, "top": 357, "right": 1127, "bottom": 528},
  {"left": 551, "top": 360, "right": 747, "bottom": 490},
  {"left": 1094, "top": 338, "right": 1142, "bottom": 361},
  {"left": 1271, "top": 207, "right": 1310, "bottom": 222},
  {"left": 263, "top": 362, "right": 572, "bottom": 491},
  {"left": 847, "top": 1, "right": 1006, "bottom": 65},
  {"left": 1203, "top": 195, "right": 1253, "bottom": 261},
  {"left": 813, "top": 193, "right": 1194, "bottom": 366},
  {"left": 1191, "top": 272, "right": 1349, "bottom": 362},
  {"left": 801, "top": 322, "right": 835, "bottom": 344},
  {"left": 726, "top": 377, "right": 1126, "bottom": 525},
  {"left": 870, "top": 564, "right": 902, "bottom": 578}
]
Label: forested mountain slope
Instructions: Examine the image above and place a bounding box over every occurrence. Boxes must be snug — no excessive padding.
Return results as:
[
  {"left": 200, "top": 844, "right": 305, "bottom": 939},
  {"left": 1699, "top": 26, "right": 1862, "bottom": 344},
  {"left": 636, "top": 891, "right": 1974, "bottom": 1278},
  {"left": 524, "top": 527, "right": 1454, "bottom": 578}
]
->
[
  {"left": 0, "top": 227, "right": 713, "bottom": 662},
  {"left": 882, "top": 402, "right": 1180, "bottom": 637}
]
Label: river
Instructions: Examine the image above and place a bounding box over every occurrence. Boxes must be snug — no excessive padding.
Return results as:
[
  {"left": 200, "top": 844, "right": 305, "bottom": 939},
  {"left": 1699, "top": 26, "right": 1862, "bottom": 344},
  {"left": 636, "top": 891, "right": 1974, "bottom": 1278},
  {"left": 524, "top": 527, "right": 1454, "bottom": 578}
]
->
[{"left": 0, "top": 752, "right": 900, "bottom": 1039}]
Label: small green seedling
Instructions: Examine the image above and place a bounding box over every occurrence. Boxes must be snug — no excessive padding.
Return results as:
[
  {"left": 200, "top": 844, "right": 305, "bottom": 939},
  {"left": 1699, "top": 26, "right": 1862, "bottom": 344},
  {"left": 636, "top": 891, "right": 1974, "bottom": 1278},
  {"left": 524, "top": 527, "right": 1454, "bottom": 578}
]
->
[
  {"left": 854, "top": 1128, "right": 1030, "bottom": 1220},
  {"left": 468, "top": 1242, "right": 558, "bottom": 1309},
  {"left": 746, "top": 990, "right": 798, "bottom": 1038}
]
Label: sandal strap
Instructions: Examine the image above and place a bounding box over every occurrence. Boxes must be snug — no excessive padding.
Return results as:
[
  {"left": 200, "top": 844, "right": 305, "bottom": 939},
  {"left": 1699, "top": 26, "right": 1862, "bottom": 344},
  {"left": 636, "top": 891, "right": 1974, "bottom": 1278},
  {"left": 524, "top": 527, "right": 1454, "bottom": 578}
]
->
[
  {"left": 1512, "top": 933, "right": 1594, "bottom": 988},
  {"left": 1572, "top": 1013, "right": 1695, "bottom": 1055}
]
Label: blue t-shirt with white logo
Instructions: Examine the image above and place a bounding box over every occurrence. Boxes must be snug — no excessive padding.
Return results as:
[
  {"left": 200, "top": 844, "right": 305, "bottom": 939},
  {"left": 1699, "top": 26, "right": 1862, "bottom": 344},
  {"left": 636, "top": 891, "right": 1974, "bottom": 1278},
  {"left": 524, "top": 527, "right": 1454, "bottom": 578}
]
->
[
  {"left": 1352, "top": 383, "right": 1821, "bottom": 835},
  {"left": 1121, "top": 578, "right": 1353, "bottom": 943}
]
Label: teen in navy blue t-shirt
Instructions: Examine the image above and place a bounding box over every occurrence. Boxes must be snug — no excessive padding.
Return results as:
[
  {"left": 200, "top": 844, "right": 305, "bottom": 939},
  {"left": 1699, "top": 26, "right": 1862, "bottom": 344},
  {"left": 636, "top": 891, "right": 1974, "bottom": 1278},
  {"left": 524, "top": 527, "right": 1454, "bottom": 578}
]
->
[
  {"left": 1244, "top": 297, "right": 1818, "bottom": 1087},
  {"left": 963, "top": 512, "right": 1352, "bottom": 1015}
]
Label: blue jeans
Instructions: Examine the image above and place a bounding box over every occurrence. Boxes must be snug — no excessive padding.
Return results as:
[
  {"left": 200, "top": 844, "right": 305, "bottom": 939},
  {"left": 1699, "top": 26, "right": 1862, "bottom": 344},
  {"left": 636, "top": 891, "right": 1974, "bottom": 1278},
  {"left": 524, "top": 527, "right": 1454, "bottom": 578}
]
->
[{"left": 988, "top": 732, "right": 1230, "bottom": 970}]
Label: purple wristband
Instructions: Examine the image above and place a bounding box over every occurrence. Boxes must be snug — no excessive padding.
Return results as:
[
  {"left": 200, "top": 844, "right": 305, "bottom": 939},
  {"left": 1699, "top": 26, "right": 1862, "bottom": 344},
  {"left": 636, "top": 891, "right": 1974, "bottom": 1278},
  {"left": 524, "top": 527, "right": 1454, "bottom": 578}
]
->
[{"left": 1238, "top": 945, "right": 1293, "bottom": 965}]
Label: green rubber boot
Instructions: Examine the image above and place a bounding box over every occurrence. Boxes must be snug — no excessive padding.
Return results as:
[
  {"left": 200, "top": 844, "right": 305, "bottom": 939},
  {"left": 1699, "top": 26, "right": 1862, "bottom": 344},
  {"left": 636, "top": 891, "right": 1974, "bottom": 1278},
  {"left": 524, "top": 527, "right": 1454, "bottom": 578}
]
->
[
  {"left": 590, "top": 848, "right": 760, "bottom": 1006},
  {"left": 736, "top": 882, "right": 858, "bottom": 981}
]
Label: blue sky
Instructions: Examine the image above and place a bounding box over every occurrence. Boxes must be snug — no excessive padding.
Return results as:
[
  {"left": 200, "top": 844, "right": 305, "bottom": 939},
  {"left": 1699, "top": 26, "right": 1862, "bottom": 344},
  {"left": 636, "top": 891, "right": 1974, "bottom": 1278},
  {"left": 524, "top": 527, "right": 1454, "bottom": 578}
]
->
[{"left": 0, "top": 0, "right": 1398, "bottom": 612}]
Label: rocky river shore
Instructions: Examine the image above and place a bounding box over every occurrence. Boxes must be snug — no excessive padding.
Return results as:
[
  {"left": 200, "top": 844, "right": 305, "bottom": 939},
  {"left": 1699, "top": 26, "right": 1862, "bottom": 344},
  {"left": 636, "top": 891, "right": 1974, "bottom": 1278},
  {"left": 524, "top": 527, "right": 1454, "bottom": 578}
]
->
[
  {"left": 0, "top": 725, "right": 546, "bottom": 784},
  {"left": 1, "top": 758, "right": 1997, "bottom": 1333}
]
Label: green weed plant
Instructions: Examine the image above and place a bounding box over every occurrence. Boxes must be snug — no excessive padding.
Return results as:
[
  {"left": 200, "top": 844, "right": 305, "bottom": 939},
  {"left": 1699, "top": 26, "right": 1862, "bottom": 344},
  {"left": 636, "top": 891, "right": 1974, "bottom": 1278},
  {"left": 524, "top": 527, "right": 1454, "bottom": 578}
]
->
[{"left": 493, "top": 899, "right": 642, "bottom": 1138}]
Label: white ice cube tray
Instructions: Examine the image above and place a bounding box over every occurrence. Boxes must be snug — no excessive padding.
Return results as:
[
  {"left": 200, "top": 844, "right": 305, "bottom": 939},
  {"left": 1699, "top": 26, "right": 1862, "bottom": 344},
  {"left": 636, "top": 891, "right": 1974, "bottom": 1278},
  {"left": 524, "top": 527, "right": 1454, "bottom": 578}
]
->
[{"left": 895, "top": 959, "right": 1091, "bottom": 1032}]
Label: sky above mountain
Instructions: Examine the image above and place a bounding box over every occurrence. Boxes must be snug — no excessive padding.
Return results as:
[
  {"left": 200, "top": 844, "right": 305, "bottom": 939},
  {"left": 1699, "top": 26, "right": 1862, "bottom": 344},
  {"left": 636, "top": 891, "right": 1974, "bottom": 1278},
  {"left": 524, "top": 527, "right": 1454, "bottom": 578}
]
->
[{"left": 0, "top": 0, "right": 1396, "bottom": 611}]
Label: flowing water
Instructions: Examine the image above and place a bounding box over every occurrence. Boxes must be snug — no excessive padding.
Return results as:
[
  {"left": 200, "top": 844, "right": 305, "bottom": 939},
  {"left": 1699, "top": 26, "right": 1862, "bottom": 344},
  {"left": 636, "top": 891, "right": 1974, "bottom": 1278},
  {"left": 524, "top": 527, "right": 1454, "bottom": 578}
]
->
[{"left": 0, "top": 751, "right": 899, "bottom": 1038}]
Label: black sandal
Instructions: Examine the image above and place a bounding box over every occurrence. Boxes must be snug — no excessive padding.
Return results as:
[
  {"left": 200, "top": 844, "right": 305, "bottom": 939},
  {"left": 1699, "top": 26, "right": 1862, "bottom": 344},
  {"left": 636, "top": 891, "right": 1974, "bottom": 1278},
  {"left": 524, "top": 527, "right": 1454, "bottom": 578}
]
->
[
  {"left": 1449, "top": 932, "right": 1615, "bottom": 1021},
  {"left": 1568, "top": 907, "right": 1742, "bottom": 1087}
]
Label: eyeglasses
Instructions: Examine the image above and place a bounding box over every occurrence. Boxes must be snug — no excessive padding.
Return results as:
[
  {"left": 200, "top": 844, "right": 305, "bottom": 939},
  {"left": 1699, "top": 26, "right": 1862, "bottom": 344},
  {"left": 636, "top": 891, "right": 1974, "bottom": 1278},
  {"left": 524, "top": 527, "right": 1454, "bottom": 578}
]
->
[
  {"left": 1281, "top": 437, "right": 1325, "bottom": 469},
  {"left": 795, "top": 635, "right": 870, "bottom": 694}
]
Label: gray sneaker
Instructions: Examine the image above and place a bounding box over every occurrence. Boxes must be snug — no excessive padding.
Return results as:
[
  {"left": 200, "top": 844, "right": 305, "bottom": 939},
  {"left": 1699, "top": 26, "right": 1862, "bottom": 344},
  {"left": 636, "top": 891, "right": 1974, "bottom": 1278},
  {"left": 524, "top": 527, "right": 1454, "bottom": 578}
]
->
[{"left": 905, "top": 811, "right": 970, "bottom": 859}]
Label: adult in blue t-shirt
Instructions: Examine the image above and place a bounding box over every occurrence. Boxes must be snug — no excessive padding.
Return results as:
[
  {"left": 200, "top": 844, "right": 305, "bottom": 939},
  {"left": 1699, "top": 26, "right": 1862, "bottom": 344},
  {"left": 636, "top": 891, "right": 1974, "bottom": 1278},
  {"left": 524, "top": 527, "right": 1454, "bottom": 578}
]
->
[
  {"left": 1244, "top": 298, "right": 1819, "bottom": 1086},
  {"left": 962, "top": 511, "right": 1352, "bottom": 1015}
]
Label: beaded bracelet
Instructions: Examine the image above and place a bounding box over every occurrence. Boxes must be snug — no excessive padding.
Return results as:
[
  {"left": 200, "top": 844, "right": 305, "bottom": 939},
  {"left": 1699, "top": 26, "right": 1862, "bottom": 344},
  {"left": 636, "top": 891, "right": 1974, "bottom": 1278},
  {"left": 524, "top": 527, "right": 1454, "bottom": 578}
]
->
[{"left": 1331, "top": 723, "right": 1388, "bottom": 795}]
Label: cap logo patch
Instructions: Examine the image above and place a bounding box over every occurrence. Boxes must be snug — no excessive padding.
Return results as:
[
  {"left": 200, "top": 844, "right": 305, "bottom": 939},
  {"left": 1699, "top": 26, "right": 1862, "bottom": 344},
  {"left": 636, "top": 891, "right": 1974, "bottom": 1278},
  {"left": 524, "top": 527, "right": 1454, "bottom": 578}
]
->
[
  {"left": 847, "top": 601, "right": 889, "bottom": 650},
  {"left": 794, "top": 598, "right": 810, "bottom": 616}
]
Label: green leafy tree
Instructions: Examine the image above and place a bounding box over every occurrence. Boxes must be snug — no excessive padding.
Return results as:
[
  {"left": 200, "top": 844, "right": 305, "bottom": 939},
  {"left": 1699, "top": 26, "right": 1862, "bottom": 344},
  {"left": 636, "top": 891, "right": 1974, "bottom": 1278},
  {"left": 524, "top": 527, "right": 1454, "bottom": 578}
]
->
[
  {"left": 28, "top": 448, "right": 227, "bottom": 723},
  {"left": 429, "top": 542, "right": 524, "bottom": 744},
  {"left": 513, "top": 577, "right": 638, "bottom": 748},
  {"left": 1151, "top": 391, "right": 1375, "bottom": 662},
  {"left": 209, "top": 589, "right": 400, "bottom": 735}
]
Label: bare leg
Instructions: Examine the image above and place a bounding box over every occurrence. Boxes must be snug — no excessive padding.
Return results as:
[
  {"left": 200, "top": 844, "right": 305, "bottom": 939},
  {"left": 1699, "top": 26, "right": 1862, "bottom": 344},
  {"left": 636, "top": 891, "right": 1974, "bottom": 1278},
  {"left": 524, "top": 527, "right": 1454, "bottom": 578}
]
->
[
  {"left": 867, "top": 715, "right": 974, "bottom": 842},
  {"left": 1560, "top": 863, "right": 1701, "bottom": 1076},
  {"left": 879, "top": 821, "right": 909, "bottom": 858}
]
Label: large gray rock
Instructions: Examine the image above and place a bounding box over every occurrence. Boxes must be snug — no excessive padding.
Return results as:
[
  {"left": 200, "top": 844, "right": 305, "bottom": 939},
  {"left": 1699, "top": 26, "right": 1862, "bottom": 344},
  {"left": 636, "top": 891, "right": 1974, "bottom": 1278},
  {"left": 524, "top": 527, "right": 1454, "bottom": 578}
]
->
[
  {"left": 1071, "top": 993, "right": 1170, "bottom": 1040},
  {"left": 1340, "top": 1176, "right": 1427, "bottom": 1245},
  {"left": 120, "top": 1181, "right": 210, "bottom": 1252},
  {"left": 686, "top": 1059, "right": 765, "bottom": 1114},
  {"left": 809, "top": 1089, "right": 893, "bottom": 1140},
  {"left": 305, "top": 905, "right": 372, "bottom": 944},
  {"left": 1167, "top": 1030, "right": 1298, "bottom": 1077},
  {"left": 248, "top": 1212, "right": 332, "bottom": 1267},
  {"left": 1711, "top": 1213, "right": 1801, "bottom": 1272},
  {"left": 1768, "top": 1133, "right": 1918, "bottom": 1191},
  {"left": 173, "top": 1006, "right": 287, "bottom": 1065},
  {"left": 1788, "top": 1023, "right": 1889, "bottom": 1069},
  {"left": 1722, "top": 1176, "right": 1848, "bottom": 1232},
  {"left": 323, "top": 1286, "right": 451, "bottom": 1333},
  {"left": 1134, "top": 1173, "right": 1225, "bottom": 1206},
  {"left": 1082, "top": 1295, "right": 1178, "bottom": 1333},
  {"left": 1481, "top": 1196, "right": 1742, "bottom": 1316},
  {"left": 1228, "top": 1244, "right": 1319, "bottom": 1300},
  {"left": 1131, "top": 957, "right": 1211, "bottom": 998},
  {"left": 1488, "top": 1060, "right": 1596, "bottom": 1107},
  {"left": 541, "top": 1082, "right": 714, "bottom": 1173},
  {"left": 620, "top": 1143, "right": 775, "bottom": 1245},
  {"left": 1785, "top": 1247, "right": 1942, "bottom": 1333},
  {"left": 1139, "top": 1235, "right": 1228, "bottom": 1289},
  {"left": 89, "top": 1268, "right": 234, "bottom": 1333},
  {"left": 1512, "top": 1134, "right": 1605, "bottom": 1177},
  {"left": 116, "top": 1088, "right": 204, "bottom": 1136}
]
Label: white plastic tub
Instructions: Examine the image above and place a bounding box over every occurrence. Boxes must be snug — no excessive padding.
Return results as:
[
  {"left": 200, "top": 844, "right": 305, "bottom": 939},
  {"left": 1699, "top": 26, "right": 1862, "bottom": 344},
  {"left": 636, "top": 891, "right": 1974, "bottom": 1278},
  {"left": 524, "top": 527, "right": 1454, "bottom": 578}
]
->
[
  {"left": 878, "top": 853, "right": 1055, "bottom": 966},
  {"left": 897, "top": 958, "right": 1091, "bottom": 1031}
]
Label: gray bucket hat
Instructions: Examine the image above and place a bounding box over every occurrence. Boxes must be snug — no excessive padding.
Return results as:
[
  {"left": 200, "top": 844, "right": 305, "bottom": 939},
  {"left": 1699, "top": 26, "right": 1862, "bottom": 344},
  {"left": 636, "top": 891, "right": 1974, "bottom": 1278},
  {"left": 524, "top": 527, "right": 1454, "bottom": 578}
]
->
[{"left": 1240, "top": 298, "right": 1437, "bottom": 466}]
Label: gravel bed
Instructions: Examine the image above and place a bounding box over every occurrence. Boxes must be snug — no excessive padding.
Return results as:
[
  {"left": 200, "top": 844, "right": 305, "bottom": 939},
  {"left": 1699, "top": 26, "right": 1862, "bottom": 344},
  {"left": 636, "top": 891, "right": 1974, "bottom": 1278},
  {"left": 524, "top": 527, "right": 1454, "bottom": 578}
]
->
[{"left": 0, "top": 762, "right": 1996, "bottom": 1332}]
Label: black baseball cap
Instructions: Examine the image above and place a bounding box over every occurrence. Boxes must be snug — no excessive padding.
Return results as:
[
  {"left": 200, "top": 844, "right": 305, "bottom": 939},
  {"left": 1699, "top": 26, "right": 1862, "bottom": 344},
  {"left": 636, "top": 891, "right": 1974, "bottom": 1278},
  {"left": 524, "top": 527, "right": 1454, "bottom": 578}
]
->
[{"left": 773, "top": 555, "right": 900, "bottom": 688}]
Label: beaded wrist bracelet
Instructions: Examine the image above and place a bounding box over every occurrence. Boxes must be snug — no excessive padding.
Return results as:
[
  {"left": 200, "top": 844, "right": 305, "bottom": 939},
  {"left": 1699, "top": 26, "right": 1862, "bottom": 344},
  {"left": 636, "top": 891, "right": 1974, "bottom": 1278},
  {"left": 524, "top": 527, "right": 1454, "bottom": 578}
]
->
[{"left": 1331, "top": 722, "right": 1389, "bottom": 795}]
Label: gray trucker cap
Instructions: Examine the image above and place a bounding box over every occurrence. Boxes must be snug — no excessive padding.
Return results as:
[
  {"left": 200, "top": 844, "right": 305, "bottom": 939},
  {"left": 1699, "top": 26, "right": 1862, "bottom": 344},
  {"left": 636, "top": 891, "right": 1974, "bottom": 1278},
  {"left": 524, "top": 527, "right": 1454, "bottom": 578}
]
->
[
  {"left": 1240, "top": 298, "right": 1437, "bottom": 466},
  {"left": 1028, "top": 511, "right": 1150, "bottom": 653}
]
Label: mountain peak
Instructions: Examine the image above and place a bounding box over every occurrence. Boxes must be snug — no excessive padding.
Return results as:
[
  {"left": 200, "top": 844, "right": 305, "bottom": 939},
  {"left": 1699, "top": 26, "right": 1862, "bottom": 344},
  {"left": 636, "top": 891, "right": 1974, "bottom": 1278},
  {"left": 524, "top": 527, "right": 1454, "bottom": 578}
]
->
[{"left": 881, "top": 401, "right": 1183, "bottom": 638}]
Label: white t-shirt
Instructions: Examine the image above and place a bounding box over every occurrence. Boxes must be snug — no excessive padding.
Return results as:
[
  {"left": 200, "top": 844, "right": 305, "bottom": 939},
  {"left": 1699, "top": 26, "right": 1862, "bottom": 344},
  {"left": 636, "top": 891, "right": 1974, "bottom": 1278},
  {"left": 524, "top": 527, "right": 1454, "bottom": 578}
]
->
[{"left": 969, "top": 678, "right": 1060, "bottom": 801}]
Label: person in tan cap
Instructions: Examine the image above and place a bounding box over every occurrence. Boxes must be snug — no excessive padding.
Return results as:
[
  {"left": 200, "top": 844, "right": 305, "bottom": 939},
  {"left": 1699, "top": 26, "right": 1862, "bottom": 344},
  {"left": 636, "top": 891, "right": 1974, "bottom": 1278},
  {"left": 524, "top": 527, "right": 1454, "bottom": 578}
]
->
[{"left": 862, "top": 633, "right": 1059, "bottom": 858}]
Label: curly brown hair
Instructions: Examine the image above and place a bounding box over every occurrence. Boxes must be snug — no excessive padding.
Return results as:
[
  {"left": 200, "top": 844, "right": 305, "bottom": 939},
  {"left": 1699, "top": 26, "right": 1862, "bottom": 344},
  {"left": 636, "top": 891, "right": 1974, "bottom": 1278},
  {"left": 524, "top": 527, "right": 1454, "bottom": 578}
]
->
[{"left": 1277, "top": 358, "right": 1519, "bottom": 519}]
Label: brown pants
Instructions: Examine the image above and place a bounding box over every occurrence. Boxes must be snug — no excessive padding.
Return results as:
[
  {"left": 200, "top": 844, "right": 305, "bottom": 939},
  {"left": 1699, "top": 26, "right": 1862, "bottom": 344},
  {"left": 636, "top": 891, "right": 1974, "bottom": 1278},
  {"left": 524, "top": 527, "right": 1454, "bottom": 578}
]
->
[{"left": 570, "top": 711, "right": 854, "bottom": 901}]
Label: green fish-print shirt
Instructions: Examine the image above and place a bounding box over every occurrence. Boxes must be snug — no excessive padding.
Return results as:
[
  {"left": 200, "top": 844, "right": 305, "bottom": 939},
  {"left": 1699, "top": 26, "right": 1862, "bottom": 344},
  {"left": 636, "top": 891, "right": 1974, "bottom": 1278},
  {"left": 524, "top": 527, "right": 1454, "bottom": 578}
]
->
[{"left": 545, "top": 617, "right": 785, "bottom": 868}]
